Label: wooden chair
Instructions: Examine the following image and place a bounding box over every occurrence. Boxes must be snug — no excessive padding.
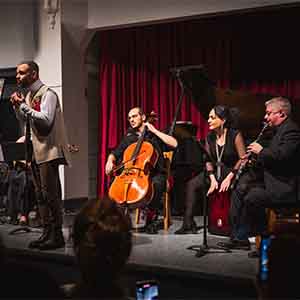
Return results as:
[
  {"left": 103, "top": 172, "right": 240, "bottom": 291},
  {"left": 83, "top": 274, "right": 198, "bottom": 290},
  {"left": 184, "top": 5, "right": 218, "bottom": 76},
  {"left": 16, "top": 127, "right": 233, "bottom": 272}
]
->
[
  {"left": 135, "top": 151, "right": 173, "bottom": 230},
  {"left": 255, "top": 206, "right": 300, "bottom": 249},
  {"left": 162, "top": 151, "right": 173, "bottom": 230}
]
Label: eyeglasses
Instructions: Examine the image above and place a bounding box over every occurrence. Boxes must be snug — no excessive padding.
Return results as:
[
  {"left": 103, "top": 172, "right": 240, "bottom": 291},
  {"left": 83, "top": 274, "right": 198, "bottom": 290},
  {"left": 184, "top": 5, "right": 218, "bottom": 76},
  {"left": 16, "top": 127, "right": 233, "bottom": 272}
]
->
[{"left": 265, "top": 110, "right": 281, "bottom": 116}]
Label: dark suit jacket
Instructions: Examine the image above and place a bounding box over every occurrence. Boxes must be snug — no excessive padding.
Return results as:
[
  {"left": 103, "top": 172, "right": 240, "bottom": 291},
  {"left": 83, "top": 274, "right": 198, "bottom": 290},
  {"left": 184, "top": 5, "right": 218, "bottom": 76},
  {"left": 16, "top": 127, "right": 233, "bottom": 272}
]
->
[{"left": 258, "top": 118, "right": 300, "bottom": 203}]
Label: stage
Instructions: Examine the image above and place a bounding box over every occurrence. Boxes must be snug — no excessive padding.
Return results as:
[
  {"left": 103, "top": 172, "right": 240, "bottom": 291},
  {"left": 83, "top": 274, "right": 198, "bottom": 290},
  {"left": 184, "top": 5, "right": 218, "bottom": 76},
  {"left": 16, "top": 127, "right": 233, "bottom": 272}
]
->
[{"left": 0, "top": 214, "right": 259, "bottom": 299}]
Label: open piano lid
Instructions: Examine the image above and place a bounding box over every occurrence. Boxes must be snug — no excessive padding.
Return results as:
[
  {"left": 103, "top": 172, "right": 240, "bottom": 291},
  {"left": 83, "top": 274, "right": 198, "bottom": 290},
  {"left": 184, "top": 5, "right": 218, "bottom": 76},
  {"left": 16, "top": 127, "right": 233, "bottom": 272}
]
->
[
  {"left": 172, "top": 65, "right": 300, "bottom": 140},
  {"left": 171, "top": 65, "right": 216, "bottom": 119}
]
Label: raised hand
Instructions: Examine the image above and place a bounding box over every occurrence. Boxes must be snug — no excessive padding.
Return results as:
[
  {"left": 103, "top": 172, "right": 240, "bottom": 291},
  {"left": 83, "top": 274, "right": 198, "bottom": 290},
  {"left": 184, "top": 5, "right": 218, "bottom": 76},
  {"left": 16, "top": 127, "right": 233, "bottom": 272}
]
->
[
  {"left": 10, "top": 91, "right": 25, "bottom": 107},
  {"left": 144, "top": 122, "right": 157, "bottom": 134}
]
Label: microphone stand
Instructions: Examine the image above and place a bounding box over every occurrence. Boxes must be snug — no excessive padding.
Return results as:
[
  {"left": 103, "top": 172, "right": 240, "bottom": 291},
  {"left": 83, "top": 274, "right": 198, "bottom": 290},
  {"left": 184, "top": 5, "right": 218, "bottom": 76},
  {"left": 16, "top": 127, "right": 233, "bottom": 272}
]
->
[{"left": 187, "top": 142, "right": 232, "bottom": 257}]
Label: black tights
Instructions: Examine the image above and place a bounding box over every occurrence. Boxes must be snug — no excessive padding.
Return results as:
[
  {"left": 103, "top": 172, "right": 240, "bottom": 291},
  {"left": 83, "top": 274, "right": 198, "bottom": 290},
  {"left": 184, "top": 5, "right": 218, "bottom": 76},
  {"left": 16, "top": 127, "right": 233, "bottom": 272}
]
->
[{"left": 182, "top": 172, "right": 206, "bottom": 226}]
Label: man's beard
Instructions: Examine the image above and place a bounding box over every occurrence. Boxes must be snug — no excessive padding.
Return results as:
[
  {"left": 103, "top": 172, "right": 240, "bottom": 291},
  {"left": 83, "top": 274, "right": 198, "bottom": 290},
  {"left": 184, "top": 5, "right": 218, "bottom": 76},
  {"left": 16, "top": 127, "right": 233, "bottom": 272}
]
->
[
  {"left": 18, "top": 81, "right": 27, "bottom": 88},
  {"left": 16, "top": 82, "right": 28, "bottom": 95}
]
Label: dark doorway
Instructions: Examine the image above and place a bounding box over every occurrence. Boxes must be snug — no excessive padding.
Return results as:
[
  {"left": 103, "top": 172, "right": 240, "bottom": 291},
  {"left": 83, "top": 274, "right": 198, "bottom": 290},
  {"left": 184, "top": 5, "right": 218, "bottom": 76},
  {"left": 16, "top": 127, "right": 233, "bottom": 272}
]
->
[{"left": 0, "top": 68, "right": 20, "bottom": 142}]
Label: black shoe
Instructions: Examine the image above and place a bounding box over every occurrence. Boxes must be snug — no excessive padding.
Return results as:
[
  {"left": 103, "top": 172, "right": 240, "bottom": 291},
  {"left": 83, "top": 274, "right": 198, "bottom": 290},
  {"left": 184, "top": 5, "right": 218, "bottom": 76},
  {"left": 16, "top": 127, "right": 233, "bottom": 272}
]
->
[
  {"left": 8, "top": 216, "right": 18, "bottom": 225},
  {"left": 174, "top": 218, "right": 198, "bottom": 234},
  {"left": 28, "top": 226, "right": 51, "bottom": 249},
  {"left": 144, "top": 221, "right": 159, "bottom": 234},
  {"left": 155, "top": 219, "right": 164, "bottom": 230},
  {"left": 217, "top": 239, "right": 251, "bottom": 251},
  {"left": 38, "top": 229, "right": 65, "bottom": 250},
  {"left": 174, "top": 223, "right": 198, "bottom": 234}
]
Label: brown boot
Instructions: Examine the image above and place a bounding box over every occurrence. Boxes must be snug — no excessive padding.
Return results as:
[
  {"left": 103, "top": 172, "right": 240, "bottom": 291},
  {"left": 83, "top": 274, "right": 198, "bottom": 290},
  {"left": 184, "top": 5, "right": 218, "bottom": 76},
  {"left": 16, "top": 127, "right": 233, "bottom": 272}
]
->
[
  {"left": 28, "top": 225, "right": 51, "bottom": 249},
  {"left": 38, "top": 227, "right": 65, "bottom": 251}
]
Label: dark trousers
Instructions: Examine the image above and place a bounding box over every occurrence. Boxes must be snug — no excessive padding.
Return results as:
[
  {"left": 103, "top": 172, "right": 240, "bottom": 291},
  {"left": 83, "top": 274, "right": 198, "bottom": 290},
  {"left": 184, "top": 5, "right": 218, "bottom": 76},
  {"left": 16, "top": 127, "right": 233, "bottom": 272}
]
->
[
  {"left": 148, "top": 174, "right": 166, "bottom": 213},
  {"left": 230, "top": 169, "right": 268, "bottom": 240},
  {"left": 7, "top": 170, "right": 26, "bottom": 219},
  {"left": 31, "top": 159, "right": 63, "bottom": 229},
  {"left": 7, "top": 165, "right": 36, "bottom": 219}
]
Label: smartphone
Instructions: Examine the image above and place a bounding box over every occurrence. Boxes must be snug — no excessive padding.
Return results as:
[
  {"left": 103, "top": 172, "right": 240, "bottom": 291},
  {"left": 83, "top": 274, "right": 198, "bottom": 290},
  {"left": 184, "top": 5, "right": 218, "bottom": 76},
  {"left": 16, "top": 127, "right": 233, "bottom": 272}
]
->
[
  {"left": 259, "top": 234, "right": 274, "bottom": 281},
  {"left": 136, "top": 279, "right": 159, "bottom": 300}
]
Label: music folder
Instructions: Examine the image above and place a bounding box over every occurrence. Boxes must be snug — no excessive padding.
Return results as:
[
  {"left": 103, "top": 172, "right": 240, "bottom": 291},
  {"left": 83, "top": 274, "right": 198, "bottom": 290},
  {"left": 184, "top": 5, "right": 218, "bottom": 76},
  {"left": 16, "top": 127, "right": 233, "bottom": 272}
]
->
[
  {"left": 0, "top": 145, "right": 3, "bottom": 162},
  {"left": 0, "top": 142, "right": 26, "bottom": 162}
]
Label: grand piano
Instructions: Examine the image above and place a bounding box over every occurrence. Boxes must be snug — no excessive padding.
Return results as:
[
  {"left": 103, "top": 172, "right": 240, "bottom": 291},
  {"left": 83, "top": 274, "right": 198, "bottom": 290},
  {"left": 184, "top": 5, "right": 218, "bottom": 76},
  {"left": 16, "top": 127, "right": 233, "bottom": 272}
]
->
[{"left": 169, "top": 65, "right": 300, "bottom": 219}]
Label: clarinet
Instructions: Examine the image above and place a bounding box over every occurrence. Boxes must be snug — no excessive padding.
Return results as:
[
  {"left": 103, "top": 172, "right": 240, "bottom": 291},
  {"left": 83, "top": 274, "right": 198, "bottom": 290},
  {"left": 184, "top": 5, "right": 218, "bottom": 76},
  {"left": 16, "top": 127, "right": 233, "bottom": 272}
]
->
[{"left": 230, "top": 122, "right": 269, "bottom": 190}]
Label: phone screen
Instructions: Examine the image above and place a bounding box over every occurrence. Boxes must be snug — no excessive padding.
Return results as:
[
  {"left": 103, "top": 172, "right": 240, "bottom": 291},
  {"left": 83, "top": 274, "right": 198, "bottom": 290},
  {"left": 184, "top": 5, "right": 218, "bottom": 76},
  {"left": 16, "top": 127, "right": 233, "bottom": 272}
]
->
[
  {"left": 136, "top": 280, "right": 159, "bottom": 300},
  {"left": 259, "top": 234, "right": 273, "bottom": 281}
]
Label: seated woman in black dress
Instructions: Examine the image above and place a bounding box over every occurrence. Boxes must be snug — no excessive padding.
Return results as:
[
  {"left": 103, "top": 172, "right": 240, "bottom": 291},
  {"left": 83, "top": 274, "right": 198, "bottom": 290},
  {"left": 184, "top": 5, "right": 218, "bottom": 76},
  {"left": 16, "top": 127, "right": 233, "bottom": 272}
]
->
[{"left": 175, "top": 105, "right": 246, "bottom": 234}]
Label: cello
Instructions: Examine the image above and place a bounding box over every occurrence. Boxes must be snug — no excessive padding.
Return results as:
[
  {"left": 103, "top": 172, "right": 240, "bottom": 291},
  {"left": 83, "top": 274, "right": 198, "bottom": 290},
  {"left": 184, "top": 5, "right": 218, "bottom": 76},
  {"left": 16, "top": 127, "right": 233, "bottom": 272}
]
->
[{"left": 108, "top": 112, "right": 159, "bottom": 209}]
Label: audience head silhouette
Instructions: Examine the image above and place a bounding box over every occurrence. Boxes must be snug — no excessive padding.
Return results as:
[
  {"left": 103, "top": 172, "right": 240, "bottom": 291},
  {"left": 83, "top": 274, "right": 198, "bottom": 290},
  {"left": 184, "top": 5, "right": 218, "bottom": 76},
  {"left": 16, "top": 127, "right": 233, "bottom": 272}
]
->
[
  {"left": 257, "top": 230, "right": 300, "bottom": 299},
  {"left": 72, "top": 196, "right": 132, "bottom": 298}
]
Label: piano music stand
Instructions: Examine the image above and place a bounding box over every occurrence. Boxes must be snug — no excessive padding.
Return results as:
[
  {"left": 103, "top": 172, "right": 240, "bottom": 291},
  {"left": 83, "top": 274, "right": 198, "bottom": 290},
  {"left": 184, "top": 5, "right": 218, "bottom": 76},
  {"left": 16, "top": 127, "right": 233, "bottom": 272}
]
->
[{"left": 170, "top": 65, "right": 230, "bottom": 257}]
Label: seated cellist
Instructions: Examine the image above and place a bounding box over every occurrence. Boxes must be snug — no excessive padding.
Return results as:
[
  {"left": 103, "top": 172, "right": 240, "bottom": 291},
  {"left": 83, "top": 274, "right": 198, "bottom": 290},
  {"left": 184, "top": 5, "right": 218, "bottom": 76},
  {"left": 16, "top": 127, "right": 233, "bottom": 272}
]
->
[{"left": 105, "top": 107, "right": 178, "bottom": 234}]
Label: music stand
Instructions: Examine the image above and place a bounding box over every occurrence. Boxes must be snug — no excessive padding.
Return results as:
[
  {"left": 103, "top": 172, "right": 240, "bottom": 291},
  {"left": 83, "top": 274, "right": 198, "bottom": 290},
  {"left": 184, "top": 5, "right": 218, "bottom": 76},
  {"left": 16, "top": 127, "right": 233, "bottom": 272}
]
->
[
  {"left": 1, "top": 142, "right": 27, "bottom": 162},
  {"left": 1, "top": 116, "right": 40, "bottom": 235},
  {"left": 170, "top": 65, "right": 231, "bottom": 257}
]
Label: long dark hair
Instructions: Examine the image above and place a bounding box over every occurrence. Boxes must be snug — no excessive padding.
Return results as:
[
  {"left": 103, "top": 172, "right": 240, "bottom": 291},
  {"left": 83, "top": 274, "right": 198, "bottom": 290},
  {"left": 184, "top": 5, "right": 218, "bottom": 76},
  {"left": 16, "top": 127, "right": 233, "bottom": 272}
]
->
[{"left": 213, "top": 105, "right": 240, "bottom": 129}]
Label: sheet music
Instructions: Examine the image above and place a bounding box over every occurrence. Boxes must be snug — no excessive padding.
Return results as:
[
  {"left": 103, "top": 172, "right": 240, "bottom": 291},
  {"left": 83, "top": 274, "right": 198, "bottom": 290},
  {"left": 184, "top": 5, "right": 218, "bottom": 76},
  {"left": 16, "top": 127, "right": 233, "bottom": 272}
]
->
[
  {"left": 0, "top": 78, "right": 5, "bottom": 101},
  {"left": 0, "top": 145, "right": 4, "bottom": 162}
]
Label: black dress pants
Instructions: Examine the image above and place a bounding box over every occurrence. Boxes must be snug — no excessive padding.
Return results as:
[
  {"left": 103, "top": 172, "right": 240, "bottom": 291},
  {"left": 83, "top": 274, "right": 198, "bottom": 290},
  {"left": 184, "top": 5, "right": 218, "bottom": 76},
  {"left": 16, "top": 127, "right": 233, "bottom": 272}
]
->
[
  {"left": 148, "top": 174, "right": 166, "bottom": 213},
  {"left": 31, "top": 159, "right": 63, "bottom": 229},
  {"left": 230, "top": 169, "right": 267, "bottom": 240}
]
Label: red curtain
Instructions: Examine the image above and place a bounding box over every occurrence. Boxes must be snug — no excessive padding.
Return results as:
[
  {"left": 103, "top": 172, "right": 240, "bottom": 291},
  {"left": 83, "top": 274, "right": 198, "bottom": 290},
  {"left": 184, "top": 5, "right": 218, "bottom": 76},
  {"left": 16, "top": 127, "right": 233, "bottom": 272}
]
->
[{"left": 98, "top": 7, "right": 300, "bottom": 196}]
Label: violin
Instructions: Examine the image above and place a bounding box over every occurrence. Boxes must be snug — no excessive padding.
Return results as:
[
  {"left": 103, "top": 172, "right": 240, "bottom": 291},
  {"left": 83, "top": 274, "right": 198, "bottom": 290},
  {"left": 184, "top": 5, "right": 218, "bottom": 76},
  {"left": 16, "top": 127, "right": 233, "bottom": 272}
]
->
[{"left": 108, "top": 111, "right": 158, "bottom": 208}]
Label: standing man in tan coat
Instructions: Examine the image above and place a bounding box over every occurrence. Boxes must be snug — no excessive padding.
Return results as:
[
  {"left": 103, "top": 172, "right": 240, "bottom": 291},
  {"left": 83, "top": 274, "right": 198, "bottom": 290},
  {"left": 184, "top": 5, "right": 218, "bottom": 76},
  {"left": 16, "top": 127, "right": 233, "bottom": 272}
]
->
[{"left": 10, "top": 61, "right": 71, "bottom": 250}]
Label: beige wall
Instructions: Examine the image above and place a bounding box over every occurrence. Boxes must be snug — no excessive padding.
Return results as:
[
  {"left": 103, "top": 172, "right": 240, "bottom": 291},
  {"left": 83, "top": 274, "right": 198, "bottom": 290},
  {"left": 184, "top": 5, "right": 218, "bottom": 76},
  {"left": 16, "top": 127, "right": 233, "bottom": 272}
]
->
[
  {"left": 60, "top": 0, "right": 89, "bottom": 199},
  {"left": 0, "top": 2, "right": 35, "bottom": 67},
  {"left": 87, "top": 0, "right": 299, "bottom": 29}
]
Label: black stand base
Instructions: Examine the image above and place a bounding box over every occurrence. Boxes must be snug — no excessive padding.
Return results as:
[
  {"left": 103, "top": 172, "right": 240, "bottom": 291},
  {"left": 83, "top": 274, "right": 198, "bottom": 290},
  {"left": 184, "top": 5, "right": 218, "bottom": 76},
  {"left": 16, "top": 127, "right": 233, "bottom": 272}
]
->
[
  {"left": 0, "top": 216, "right": 6, "bottom": 225},
  {"left": 9, "top": 226, "right": 42, "bottom": 235},
  {"left": 9, "top": 226, "right": 31, "bottom": 235},
  {"left": 187, "top": 244, "right": 232, "bottom": 257}
]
